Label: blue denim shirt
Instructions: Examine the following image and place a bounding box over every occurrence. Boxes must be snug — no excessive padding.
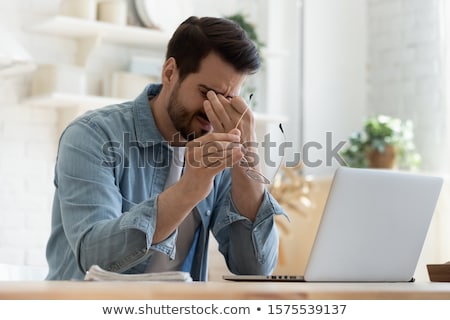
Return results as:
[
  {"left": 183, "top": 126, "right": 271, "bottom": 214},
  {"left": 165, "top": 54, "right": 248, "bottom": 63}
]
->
[{"left": 46, "top": 84, "right": 286, "bottom": 281}]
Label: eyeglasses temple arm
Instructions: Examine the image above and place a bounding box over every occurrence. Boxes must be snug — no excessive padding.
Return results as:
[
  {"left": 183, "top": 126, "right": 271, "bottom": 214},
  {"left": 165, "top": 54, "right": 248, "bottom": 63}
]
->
[{"left": 234, "top": 93, "right": 253, "bottom": 130}]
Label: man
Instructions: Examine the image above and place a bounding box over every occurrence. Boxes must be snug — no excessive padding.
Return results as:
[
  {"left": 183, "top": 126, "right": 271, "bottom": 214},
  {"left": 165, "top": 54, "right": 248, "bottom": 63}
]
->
[{"left": 46, "top": 16, "right": 286, "bottom": 281}]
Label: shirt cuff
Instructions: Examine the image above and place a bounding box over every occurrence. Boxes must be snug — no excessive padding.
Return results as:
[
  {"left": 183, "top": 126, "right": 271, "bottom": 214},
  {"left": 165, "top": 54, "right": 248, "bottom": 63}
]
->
[
  {"left": 119, "top": 195, "right": 177, "bottom": 259},
  {"left": 230, "top": 189, "right": 288, "bottom": 224}
]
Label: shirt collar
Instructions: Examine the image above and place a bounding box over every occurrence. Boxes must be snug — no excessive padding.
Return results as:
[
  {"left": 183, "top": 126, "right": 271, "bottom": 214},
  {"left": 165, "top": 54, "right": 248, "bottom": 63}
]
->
[{"left": 132, "top": 84, "right": 167, "bottom": 148}]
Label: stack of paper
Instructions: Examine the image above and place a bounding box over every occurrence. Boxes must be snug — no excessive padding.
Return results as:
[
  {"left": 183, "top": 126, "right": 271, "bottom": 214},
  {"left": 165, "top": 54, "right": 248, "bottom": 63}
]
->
[{"left": 84, "top": 265, "right": 192, "bottom": 282}]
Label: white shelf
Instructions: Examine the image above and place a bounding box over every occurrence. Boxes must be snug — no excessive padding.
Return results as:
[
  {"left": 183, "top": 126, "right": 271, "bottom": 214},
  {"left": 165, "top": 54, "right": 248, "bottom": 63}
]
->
[
  {"left": 31, "top": 16, "right": 169, "bottom": 49},
  {"left": 24, "top": 93, "right": 124, "bottom": 109},
  {"left": 24, "top": 93, "right": 287, "bottom": 124},
  {"left": 0, "top": 63, "right": 36, "bottom": 78},
  {"left": 30, "top": 16, "right": 169, "bottom": 65}
]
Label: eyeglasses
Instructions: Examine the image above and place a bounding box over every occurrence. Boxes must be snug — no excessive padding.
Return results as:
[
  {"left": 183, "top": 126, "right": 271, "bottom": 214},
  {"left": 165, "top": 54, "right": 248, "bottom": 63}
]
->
[
  {"left": 235, "top": 94, "right": 286, "bottom": 184},
  {"left": 239, "top": 123, "right": 286, "bottom": 184}
]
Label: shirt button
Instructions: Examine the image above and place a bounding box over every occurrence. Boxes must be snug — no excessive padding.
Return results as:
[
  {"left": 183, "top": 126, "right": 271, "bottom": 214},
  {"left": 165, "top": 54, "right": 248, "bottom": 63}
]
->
[{"left": 206, "top": 210, "right": 211, "bottom": 216}]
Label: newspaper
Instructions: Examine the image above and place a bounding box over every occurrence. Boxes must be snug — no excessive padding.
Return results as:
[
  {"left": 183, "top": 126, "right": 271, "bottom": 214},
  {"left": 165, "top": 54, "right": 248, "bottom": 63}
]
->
[{"left": 84, "top": 265, "right": 192, "bottom": 282}]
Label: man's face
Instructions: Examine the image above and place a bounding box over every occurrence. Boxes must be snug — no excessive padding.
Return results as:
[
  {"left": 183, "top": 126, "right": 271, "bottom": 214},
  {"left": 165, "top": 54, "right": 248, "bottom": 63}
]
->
[{"left": 167, "top": 53, "right": 246, "bottom": 141}]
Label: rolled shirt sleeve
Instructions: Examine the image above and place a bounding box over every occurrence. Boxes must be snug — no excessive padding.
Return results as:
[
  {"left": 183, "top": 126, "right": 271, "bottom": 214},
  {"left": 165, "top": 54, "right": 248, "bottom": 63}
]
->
[{"left": 211, "top": 175, "right": 288, "bottom": 275}]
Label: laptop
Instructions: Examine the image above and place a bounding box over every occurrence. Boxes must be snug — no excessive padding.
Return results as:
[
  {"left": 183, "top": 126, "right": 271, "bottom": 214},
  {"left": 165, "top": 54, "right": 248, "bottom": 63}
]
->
[{"left": 223, "top": 166, "right": 443, "bottom": 282}]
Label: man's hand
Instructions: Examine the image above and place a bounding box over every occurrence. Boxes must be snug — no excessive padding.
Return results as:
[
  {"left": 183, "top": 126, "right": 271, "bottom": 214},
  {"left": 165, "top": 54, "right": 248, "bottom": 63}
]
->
[
  {"left": 202, "top": 91, "right": 264, "bottom": 221},
  {"left": 203, "top": 91, "right": 256, "bottom": 144},
  {"left": 181, "top": 130, "right": 244, "bottom": 200}
]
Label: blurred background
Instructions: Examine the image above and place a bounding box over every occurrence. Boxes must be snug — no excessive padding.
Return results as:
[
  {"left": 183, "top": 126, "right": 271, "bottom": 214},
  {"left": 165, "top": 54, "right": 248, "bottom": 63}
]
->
[{"left": 0, "top": 0, "right": 448, "bottom": 281}]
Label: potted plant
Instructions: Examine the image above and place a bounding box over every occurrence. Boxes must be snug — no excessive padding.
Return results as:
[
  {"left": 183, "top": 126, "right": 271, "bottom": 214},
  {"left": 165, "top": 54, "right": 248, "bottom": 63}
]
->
[{"left": 340, "top": 115, "right": 421, "bottom": 170}]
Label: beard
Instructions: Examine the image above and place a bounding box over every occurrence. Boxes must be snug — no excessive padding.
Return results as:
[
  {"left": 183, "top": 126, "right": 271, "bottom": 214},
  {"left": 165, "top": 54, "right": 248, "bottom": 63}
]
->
[{"left": 167, "top": 83, "right": 210, "bottom": 141}]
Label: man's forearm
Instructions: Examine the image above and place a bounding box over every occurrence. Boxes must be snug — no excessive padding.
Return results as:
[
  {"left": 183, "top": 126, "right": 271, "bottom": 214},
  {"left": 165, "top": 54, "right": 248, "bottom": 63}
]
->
[
  {"left": 153, "top": 179, "right": 203, "bottom": 243},
  {"left": 230, "top": 165, "right": 265, "bottom": 221}
]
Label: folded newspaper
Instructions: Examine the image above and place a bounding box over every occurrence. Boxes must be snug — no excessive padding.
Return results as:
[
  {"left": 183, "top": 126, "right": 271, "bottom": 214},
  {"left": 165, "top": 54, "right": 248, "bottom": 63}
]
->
[{"left": 84, "top": 265, "right": 192, "bottom": 282}]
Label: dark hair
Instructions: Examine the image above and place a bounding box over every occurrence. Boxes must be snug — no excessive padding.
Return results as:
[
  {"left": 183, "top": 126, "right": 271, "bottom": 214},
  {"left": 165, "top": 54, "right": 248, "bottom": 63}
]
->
[{"left": 166, "top": 16, "right": 261, "bottom": 81}]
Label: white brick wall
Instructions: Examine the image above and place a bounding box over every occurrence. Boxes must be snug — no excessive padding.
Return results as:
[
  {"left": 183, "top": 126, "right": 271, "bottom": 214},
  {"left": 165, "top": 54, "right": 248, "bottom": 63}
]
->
[
  {"left": 0, "top": 78, "right": 57, "bottom": 267},
  {"left": 368, "top": 0, "right": 450, "bottom": 281},
  {"left": 0, "top": 0, "right": 62, "bottom": 270},
  {"left": 367, "top": 0, "right": 447, "bottom": 172}
]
